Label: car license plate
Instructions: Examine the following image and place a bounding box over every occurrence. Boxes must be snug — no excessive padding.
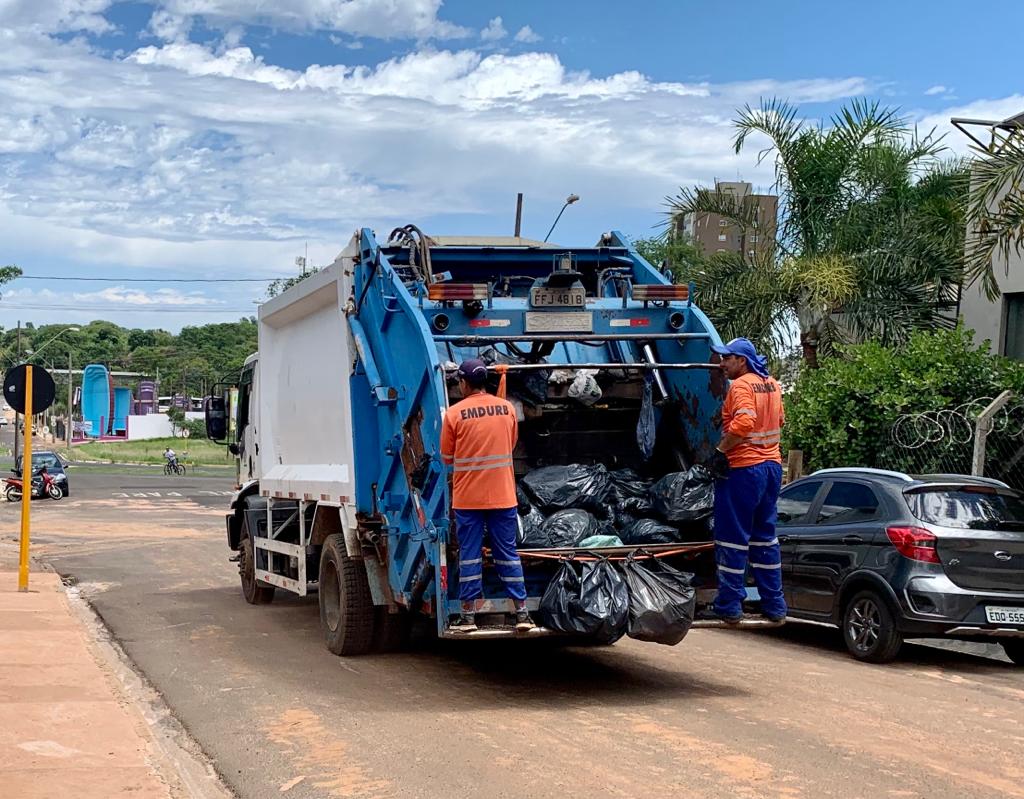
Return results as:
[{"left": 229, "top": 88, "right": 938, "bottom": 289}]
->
[
  {"left": 530, "top": 287, "right": 585, "bottom": 307},
  {"left": 985, "top": 605, "right": 1024, "bottom": 625}
]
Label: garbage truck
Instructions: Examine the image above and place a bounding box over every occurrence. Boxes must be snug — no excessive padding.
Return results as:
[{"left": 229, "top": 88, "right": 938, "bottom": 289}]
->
[{"left": 205, "top": 227, "right": 732, "bottom": 655}]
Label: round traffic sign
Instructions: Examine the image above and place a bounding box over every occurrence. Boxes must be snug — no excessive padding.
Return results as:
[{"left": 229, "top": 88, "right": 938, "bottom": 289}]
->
[{"left": 3, "top": 364, "right": 56, "bottom": 414}]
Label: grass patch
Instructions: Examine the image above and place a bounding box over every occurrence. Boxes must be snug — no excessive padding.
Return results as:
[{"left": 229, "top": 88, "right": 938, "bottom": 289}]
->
[{"left": 73, "top": 437, "right": 234, "bottom": 466}]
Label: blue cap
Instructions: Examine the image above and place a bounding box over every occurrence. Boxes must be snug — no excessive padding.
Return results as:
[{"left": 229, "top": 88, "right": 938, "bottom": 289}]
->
[
  {"left": 710, "top": 337, "right": 770, "bottom": 378},
  {"left": 457, "top": 358, "right": 489, "bottom": 386}
]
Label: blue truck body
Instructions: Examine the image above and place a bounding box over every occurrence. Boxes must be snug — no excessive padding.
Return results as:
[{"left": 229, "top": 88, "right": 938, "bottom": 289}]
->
[{"left": 345, "top": 228, "right": 726, "bottom": 639}]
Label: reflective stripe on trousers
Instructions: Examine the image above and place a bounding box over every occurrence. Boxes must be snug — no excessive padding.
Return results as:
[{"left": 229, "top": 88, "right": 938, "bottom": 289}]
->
[
  {"left": 712, "top": 461, "right": 786, "bottom": 618},
  {"left": 454, "top": 507, "right": 526, "bottom": 602}
]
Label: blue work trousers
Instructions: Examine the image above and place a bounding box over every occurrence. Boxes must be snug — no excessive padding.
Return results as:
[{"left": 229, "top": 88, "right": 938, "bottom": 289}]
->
[
  {"left": 713, "top": 461, "right": 787, "bottom": 618},
  {"left": 455, "top": 508, "right": 527, "bottom": 603}
]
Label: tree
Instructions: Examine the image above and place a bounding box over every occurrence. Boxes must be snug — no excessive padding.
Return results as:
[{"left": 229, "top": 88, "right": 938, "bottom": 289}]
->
[
  {"left": 266, "top": 268, "right": 319, "bottom": 298},
  {"left": 631, "top": 236, "right": 704, "bottom": 282},
  {"left": 666, "top": 99, "right": 962, "bottom": 366},
  {"left": 965, "top": 128, "right": 1024, "bottom": 300}
]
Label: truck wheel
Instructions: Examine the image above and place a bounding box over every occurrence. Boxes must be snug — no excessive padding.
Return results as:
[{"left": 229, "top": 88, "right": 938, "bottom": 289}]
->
[
  {"left": 842, "top": 589, "right": 902, "bottom": 663},
  {"left": 239, "top": 514, "right": 275, "bottom": 605},
  {"left": 1003, "top": 640, "right": 1024, "bottom": 666},
  {"left": 319, "top": 534, "right": 375, "bottom": 656},
  {"left": 374, "top": 606, "right": 412, "bottom": 652}
]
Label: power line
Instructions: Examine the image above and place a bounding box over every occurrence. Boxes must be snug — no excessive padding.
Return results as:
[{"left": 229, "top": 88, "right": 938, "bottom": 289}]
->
[
  {"left": 0, "top": 302, "right": 255, "bottom": 313},
  {"left": 16, "top": 275, "right": 286, "bottom": 283}
]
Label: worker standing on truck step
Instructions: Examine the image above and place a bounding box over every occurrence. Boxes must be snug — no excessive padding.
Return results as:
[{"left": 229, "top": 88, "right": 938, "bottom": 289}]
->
[
  {"left": 701, "top": 338, "right": 788, "bottom": 625},
  {"left": 441, "top": 359, "right": 535, "bottom": 634}
]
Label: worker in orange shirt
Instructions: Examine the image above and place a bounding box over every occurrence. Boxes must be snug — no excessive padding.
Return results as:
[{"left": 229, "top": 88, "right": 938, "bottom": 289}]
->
[
  {"left": 703, "top": 338, "right": 787, "bottom": 624},
  {"left": 441, "top": 359, "right": 534, "bottom": 634}
]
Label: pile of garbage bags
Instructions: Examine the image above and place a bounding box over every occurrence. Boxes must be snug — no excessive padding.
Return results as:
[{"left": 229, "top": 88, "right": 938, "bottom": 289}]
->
[
  {"left": 539, "top": 555, "right": 696, "bottom": 646},
  {"left": 517, "top": 462, "right": 714, "bottom": 549}
]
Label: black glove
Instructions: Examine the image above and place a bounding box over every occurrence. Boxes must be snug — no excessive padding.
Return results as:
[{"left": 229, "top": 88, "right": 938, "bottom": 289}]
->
[{"left": 705, "top": 449, "right": 731, "bottom": 479}]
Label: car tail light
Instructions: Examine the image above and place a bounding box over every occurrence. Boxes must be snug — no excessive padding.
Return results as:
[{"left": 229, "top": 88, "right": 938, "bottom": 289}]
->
[{"left": 886, "top": 526, "right": 940, "bottom": 563}]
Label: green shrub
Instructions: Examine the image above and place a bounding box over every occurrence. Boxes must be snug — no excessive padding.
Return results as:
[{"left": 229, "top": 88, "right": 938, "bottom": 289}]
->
[{"left": 785, "top": 327, "right": 1024, "bottom": 471}]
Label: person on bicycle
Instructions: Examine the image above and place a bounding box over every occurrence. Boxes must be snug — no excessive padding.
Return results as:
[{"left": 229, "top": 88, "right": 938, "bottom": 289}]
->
[{"left": 164, "top": 447, "right": 177, "bottom": 468}]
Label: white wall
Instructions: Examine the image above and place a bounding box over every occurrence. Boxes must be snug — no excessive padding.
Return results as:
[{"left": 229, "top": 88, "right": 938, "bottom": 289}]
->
[{"left": 126, "top": 414, "right": 174, "bottom": 440}]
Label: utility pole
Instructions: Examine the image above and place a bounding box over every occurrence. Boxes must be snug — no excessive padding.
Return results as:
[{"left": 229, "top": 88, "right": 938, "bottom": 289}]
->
[
  {"left": 514, "top": 193, "right": 523, "bottom": 238},
  {"left": 14, "top": 320, "right": 21, "bottom": 462},
  {"left": 66, "top": 349, "right": 73, "bottom": 450}
]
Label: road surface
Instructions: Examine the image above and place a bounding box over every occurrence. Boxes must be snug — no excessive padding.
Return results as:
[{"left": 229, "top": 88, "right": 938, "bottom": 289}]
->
[{"left": 2, "top": 465, "right": 1022, "bottom": 799}]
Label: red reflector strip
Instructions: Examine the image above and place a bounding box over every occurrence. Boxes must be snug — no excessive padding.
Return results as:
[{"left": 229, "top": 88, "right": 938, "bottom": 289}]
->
[
  {"left": 632, "top": 285, "right": 689, "bottom": 301},
  {"left": 468, "top": 318, "right": 511, "bottom": 328},
  {"left": 610, "top": 317, "right": 651, "bottom": 327},
  {"left": 428, "top": 283, "right": 489, "bottom": 301}
]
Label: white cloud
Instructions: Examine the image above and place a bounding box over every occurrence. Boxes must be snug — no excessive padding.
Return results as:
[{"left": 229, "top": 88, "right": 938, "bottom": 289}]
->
[
  {"left": 919, "top": 95, "right": 1024, "bottom": 153},
  {"left": 0, "top": 0, "right": 114, "bottom": 34},
  {"left": 0, "top": 26, "right": 896, "bottom": 332},
  {"left": 480, "top": 16, "right": 506, "bottom": 42},
  {"left": 514, "top": 25, "right": 541, "bottom": 43},
  {"left": 147, "top": 9, "right": 192, "bottom": 43},
  {"left": 153, "top": 0, "right": 470, "bottom": 40},
  {"left": 924, "top": 85, "right": 948, "bottom": 96}
]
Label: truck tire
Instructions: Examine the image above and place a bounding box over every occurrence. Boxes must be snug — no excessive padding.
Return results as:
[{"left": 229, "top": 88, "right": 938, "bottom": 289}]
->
[
  {"left": 374, "top": 606, "right": 412, "bottom": 652},
  {"left": 319, "top": 534, "right": 375, "bottom": 656},
  {"left": 841, "top": 589, "right": 902, "bottom": 663},
  {"left": 239, "top": 514, "right": 275, "bottom": 605}
]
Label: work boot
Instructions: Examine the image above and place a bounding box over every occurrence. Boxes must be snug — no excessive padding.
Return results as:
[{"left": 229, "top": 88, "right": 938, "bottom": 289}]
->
[
  {"left": 761, "top": 611, "right": 787, "bottom": 624},
  {"left": 514, "top": 605, "right": 535, "bottom": 632},
  {"left": 449, "top": 613, "right": 477, "bottom": 634}
]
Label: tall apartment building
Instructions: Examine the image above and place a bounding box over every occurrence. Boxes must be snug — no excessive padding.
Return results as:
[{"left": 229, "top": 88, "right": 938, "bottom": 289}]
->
[{"left": 675, "top": 181, "right": 777, "bottom": 259}]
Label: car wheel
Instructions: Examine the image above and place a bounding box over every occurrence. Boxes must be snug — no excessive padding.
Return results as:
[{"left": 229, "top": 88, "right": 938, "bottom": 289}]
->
[
  {"left": 239, "top": 515, "right": 275, "bottom": 605},
  {"left": 842, "top": 589, "right": 903, "bottom": 663},
  {"left": 1003, "top": 640, "right": 1024, "bottom": 666}
]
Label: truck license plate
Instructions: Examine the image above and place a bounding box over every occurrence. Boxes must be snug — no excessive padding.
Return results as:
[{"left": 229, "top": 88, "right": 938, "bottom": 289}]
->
[
  {"left": 530, "top": 287, "right": 585, "bottom": 307},
  {"left": 985, "top": 605, "right": 1024, "bottom": 624},
  {"left": 524, "top": 311, "right": 593, "bottom": 333}
]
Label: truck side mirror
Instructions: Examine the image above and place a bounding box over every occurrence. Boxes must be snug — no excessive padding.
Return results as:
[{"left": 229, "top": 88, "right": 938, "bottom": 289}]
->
[{"left": 205, "top": 395, "right": 227, "bottom": 442}]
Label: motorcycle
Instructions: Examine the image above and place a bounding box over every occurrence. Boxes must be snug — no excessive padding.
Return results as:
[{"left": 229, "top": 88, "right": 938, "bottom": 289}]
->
[{"left": 4, "top": 467, "right": 63, "bottom": 502}]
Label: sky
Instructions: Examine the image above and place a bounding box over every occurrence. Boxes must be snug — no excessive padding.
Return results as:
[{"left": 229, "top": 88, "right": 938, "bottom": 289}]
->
[{"left": 1, "top": 0, "right": 1023, "bottom": 332}]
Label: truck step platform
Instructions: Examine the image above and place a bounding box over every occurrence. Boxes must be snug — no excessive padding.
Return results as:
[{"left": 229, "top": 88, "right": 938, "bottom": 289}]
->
[
  {"left": 691, "top": 617, "right": 786, "bottom": 630},
  {"left": 441, "top": 624, "right": 561, "bottom": 640}
]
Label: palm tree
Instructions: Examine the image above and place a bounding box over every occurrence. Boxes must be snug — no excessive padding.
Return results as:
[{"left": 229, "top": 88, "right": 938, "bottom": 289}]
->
[
  {"left": 666, "top": 99, "right": 962, "bottom": 366},
  {"left": 964, "top": 127, "right": 1024, "bottom": 300}
]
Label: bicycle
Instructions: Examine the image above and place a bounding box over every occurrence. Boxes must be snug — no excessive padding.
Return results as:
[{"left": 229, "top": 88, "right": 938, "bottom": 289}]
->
[{"left": 164, "top": 460, "right": 185, "bottom": 476}]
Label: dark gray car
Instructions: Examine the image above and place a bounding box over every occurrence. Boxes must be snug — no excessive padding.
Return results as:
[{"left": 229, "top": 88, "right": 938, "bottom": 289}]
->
[
  {"left": 15, "top": 451, "right": 70, "bottom": 498},
  {"left": 777, "top": 468, "right": 1024, "bottom": 664}
]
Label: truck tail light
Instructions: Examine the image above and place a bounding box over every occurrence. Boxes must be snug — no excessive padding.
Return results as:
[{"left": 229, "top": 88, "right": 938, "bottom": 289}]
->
[
  {"left": 631, "top": 284, "right": 689, "bottom": 302},
  {"left": 427, "top": 283, "right": 489, "bottom": 301},
  {"left": 886, "top": 526, "right": 940, "bottom": 563}
]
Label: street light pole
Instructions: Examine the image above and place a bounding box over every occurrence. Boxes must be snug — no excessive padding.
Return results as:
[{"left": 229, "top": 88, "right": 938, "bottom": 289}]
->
[
  {"left": 543, "top": 194, "right": 580, "bottom": 243},
  {"left": 66, "top": 349, "right": 73, "bottom": 450}
]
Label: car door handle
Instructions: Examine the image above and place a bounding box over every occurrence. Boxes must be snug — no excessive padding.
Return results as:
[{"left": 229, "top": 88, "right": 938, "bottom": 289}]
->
[
  {"left": 777, "top": 535, "right": 790, "bottom": 543},
  {"left": 842, "top": 535, "right": 864, "bottom": 545}
]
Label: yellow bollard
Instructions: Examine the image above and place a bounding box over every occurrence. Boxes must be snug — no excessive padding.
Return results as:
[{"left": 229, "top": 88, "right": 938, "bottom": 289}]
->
[{"left": 18, "top": 365, "right": 33, "bottom": 592}]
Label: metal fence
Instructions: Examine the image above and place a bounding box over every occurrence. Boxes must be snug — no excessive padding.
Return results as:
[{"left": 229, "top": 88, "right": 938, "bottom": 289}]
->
[{"left": 888, "top": 392, "right": 1024, "bottom": 490}]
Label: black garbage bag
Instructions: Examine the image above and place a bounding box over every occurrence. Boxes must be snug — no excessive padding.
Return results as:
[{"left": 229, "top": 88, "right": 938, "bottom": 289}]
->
[
  {"left": 539, "top": 558, "right": 629, "bottom": 643},
  {"left": 620, "top": 557, "right": 696, "bottom": 646},
  {"left": 636, "top": 374, "right": 656, "bottom": 460},
  {"left": 517, "top": 505, "right": 547, "bottom": 546},
  {"left": 649, "top": 465, "right": 715, "bottom": 523},
  {"left": 516, "top": 485, "right": 534, "bottom": 515},
  {"left": 609, "top": 468, "right": 654, "bottom": 515},
  {"left": 480, "top": 346, "right": 549, "bottom": 404},
  {"left": 521, "top": 464, "right": 612, "bottom": 512},
  {"left": 621, "top": 518, "right": 680, "bottom": 545},
  {"left": 539, "top": 509, "right": 598, "bottom": 548}
]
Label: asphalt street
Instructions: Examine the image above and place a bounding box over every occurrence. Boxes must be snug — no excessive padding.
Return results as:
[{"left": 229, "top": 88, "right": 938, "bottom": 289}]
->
[{"left": 2, "top": 463, "right": 1023, "bottom": 799}]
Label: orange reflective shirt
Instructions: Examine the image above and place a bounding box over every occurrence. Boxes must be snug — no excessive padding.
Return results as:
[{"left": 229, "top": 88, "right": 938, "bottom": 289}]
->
[
  {"left": 440, "top": 392, "right": 518, "bottom": 510},
  {"left": 722, "top": 372, "right": 785, "bottom": 468}
]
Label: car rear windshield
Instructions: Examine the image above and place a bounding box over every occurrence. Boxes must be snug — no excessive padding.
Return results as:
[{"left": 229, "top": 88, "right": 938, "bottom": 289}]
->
[{"left": 905, "top": 486, "right": 1024, "bottom": 530}]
